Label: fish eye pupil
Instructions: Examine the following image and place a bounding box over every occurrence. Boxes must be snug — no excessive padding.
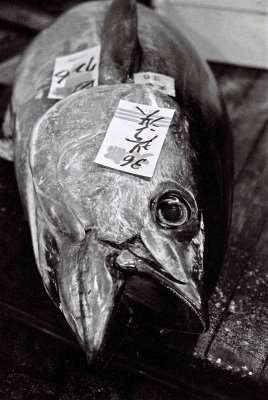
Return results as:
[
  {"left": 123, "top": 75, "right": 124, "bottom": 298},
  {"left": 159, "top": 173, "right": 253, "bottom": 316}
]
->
[
  {"left": 156, "top": 194, "right": 189, "bottom": 227},
  {"left": 159, "top": 199, "right": 182, "bottom": 222}
]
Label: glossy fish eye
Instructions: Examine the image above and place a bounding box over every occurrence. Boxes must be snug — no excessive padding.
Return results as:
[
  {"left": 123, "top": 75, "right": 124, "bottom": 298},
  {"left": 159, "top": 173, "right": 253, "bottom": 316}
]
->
[{"left": 156, "top": 193, "right": 190, "bottom": 228}]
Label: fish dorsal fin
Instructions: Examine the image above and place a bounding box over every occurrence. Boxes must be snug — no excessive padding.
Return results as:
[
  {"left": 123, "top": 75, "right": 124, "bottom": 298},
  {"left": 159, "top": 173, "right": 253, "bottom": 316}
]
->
[{"left": 99, "top": 0, "right": 140, "bottom": 84}]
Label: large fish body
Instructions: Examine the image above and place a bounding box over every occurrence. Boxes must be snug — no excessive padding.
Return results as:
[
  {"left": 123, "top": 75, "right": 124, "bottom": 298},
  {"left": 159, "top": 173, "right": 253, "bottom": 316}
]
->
[{"left": 2, "top": 0, "right": 232, "bottom": 363}]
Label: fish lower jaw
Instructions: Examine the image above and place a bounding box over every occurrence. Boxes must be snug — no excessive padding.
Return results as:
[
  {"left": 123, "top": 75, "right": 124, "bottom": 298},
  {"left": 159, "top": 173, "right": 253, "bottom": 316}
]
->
[
  {"left": 160, "top": 282, "right": 207, "bottom": 334},
  {"left": 117, "top": 258, "right": 208, "bottom": 334}
]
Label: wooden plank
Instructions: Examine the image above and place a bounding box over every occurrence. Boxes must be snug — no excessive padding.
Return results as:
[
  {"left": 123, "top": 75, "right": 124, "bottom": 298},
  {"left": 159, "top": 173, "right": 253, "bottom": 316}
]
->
[
  {"left": 230, "top": 123, "right": 268, "bottom": 248},
  {"left": 263, "top": 343, "right": 268, "bottom": 381},
  {"left": 210, "top": 68, "right": 264, "bottom": 118},
  {"left": 167, "top": 0, "right": 268, "bottom": 14},
  {"left": 196, "top": 120, "right": 268, "bottom": 381},
  {"left": 232, "top": 114, "right": 268, "bottom": 179},
  {"left": 194, "top": 67, "right": 268, "bottom": 363},
  {"left": 206, "top": 250, "right": 268, "bottom": 379},
  {"left": 154, "top": 1, "right": 268, "bottom": 69},
  {"left": 210, "top": 65, "right": 268, "bottom": 178}
]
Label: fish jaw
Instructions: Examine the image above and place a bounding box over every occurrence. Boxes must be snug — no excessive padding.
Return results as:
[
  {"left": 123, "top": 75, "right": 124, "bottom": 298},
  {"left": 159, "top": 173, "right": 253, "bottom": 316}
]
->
[{"left": 116, "top": 227, "right": 207, "bottom": 334}]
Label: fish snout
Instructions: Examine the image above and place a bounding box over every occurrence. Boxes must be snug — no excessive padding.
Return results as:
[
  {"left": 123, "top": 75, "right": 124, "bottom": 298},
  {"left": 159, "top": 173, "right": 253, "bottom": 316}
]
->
[{"left": 56, "top": 233, "right": 125, "bottom": 365}]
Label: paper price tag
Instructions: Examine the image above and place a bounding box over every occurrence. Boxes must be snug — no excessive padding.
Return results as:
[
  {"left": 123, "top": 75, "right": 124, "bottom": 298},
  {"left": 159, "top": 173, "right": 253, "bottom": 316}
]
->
[
  {"left": 95, "top": 99, "right": 175, "bottom": 178},
  {"left": 48, "top": 45, "right": 101, "bottom": 99},
  {"left": 134, "top": 72, "right": 176, "bottom": 97}
]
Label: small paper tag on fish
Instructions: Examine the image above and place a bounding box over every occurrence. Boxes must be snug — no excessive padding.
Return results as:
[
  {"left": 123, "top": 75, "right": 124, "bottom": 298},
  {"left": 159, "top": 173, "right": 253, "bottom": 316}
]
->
[
  {"left": 48, "top": 45, "right": 101, "bottom": 99},
  {"left": 94, "top": 99, "right": 175, "bottom": 178},
  {"left": 134, "top": 72, "right": 176, "bottom": 97}
]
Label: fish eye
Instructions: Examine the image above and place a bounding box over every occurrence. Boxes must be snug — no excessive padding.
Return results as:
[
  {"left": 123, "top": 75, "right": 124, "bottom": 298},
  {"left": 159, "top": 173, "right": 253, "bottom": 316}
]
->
[{"left": 155, "top": 193, "right": 191, "bottom": 228}]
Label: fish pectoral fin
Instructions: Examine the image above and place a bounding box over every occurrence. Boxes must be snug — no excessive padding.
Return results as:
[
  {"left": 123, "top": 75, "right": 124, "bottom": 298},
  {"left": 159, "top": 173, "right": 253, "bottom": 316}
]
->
[
  {"left": 0, "top": 104, "right": 14, "bottom": 161},
  {"left": 0, "top": 136, "right": 14, "bottom": 161},
  {"left": 99, "top": 0, "right": 140, "bottom": 84}
]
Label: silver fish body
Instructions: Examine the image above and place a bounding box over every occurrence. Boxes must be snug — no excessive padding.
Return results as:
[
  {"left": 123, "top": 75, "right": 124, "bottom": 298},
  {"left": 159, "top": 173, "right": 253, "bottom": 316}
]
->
[{"left": 4, "top": 0, "right": 232, "bottom": 363}]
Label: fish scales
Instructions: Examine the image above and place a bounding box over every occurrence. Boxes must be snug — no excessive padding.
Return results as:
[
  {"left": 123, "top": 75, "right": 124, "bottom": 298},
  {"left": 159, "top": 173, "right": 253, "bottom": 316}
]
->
[{"left": 1, "top": 0, "right": 232, "bottom": 364}]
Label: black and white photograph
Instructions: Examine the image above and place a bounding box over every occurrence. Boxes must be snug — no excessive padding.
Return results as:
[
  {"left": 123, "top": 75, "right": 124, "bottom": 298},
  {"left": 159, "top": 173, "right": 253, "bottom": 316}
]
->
[{"left": 0, "top": 1, "right": 267, "bottom": 399}]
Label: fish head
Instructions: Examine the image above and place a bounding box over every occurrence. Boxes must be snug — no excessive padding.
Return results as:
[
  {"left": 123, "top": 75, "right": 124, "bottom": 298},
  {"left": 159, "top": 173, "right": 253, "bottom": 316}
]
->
[{"left": 28, "top": 84, "right": 207, "bottom": 364}]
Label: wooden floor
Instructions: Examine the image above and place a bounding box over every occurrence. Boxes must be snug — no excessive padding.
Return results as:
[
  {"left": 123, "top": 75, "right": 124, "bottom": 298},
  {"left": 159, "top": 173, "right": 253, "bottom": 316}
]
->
[{"left": 0, "top": 1, "right": 267, "bottom": 399}]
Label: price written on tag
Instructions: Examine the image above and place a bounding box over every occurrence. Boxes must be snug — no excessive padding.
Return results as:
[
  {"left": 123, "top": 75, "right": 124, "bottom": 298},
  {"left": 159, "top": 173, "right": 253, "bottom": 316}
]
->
[
  {"left": 48, "top": 45, "right": 101, "bottom": 99},
  {"left": 95, "top": 99, "right": 175, "bottom": 178},
  {"left": 134, "top": 72, "right": 176, "bottom": 97}
]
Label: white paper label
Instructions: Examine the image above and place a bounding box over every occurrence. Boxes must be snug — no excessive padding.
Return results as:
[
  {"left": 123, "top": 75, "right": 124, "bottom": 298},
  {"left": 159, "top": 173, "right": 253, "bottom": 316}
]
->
[
  {"left": 94, "top": 100, "right": 175, "bottom": 178},
  {"left": 48, "top": 46, "right": 101, "bottom": 99},
  {"left": 134, "top": 72, "right": 176, "bottom": 97}
]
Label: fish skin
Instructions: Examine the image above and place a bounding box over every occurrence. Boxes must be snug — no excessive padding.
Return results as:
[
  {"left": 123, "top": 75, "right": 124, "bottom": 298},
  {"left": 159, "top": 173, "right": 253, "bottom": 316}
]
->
[
  {"left": 3, "top": 1, "right": 232, "bottom": 363},
  {"left": 30, "top": 84, "right": 207, "bottom": 355}
]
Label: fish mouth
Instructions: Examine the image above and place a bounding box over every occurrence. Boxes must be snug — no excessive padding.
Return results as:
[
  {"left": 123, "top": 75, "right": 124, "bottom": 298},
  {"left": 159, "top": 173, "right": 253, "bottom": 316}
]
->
[
  {"left": 117, "top": 252, "right": 208, "bottom": 334},
  {"left": 57, "top": 231, "right": 207, "bottom": 365},
  {"left": 122, "top": 274, "right": 206, "bottom": 334},
  {"left": 101, "top": 241, "right": 208, "bottom": 354}
]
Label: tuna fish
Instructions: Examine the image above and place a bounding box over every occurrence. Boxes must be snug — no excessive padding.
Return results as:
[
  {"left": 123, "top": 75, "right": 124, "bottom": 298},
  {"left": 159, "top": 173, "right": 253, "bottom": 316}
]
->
[{"left": 0, "top": 0, "right": 232, "bottom": 364}]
